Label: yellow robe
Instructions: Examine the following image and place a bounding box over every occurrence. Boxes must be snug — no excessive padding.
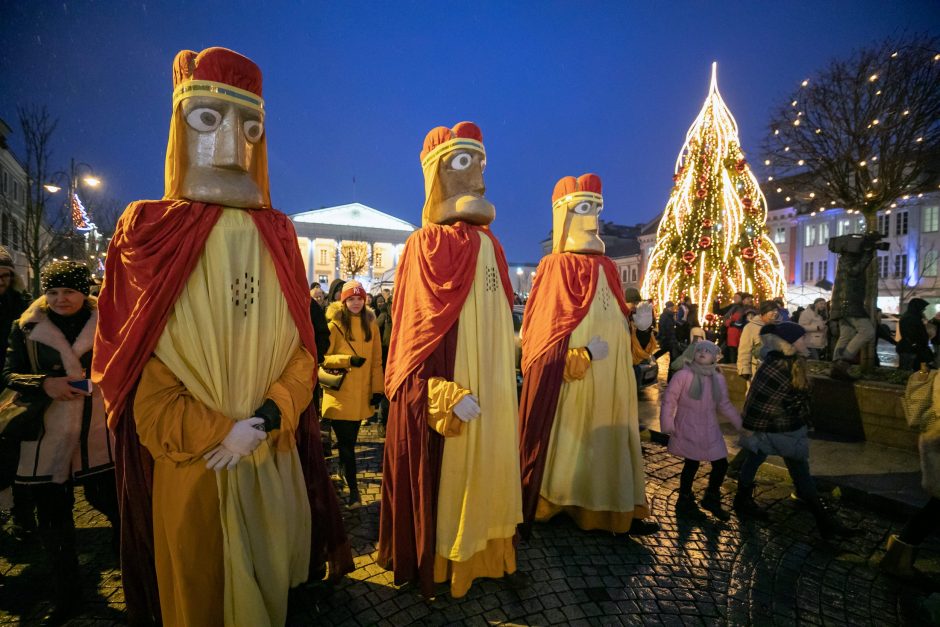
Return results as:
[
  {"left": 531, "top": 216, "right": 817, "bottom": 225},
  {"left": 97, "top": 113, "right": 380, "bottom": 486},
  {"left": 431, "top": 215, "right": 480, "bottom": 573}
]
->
[
  {"left": 136, "top": 209, "right": 313, "bottom": 627},
  {"left": 536, "top": 272, "right": 649, "bottom": 532},
  {"left": 427, "top": 233, "right": 523, "bottom": 597}
]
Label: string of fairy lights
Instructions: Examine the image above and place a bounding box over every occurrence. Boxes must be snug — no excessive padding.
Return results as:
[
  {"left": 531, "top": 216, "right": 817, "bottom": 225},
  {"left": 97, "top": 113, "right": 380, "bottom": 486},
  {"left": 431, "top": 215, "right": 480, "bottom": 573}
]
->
[
  {"left": 763, "top": 46, "right": 940, "bottom": 216},
  {"left": 641, "top": 63, "right": 788, "bottom": 313}
]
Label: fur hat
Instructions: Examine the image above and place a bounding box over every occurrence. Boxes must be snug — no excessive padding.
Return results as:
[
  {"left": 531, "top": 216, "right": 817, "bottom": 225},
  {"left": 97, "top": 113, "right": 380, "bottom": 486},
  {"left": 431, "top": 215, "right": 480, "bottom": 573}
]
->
[{"left": 0, "top": 246, "right": 14, "bottom": 270}]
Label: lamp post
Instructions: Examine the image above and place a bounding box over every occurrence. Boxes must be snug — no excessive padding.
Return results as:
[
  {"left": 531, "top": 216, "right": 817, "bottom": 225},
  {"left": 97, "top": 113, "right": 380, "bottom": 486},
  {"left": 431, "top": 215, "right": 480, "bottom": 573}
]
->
[
  {"left": 44, "top": 158, "right": 102, "bottom": 266},
  {"left": 516, "top": 267, "right": 524, "bottom": 293}
]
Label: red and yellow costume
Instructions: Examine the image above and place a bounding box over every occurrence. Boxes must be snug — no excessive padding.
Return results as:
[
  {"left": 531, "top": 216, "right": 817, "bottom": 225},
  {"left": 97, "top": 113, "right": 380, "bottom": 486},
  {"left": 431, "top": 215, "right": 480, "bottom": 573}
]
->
[
  {"left": 92, "top": 48, "right": 351, "bottom": 626},
  {"left": 377, "top": 122, "right": 523, "bottom": 598},
  {"left": 518, "top": 175, "right": 650, "bottom": 539}
]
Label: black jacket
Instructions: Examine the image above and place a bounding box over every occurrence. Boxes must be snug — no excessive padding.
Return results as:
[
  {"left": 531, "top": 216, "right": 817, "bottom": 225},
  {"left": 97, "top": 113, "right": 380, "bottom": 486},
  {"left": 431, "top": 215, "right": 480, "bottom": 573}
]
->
[
  {"left": 309, "top": 299, "right": 331, "bottom": 364},
  {"left": 657, "top": 310, "right": 677, "bottom": 348},
  {"left": 0, "top": 289, "right": 32, "bottom": 377},
  {"left": 897, "top": 305, "right": 932, "bottom": 363}
]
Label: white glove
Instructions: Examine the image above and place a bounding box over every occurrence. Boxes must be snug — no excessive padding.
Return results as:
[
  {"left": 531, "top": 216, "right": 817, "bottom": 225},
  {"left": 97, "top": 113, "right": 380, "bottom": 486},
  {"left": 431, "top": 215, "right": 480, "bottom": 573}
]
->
[
  {"left": 221, "top": 417, "right": 267, "bottom": 456},
  {"left": 204, "top": 445, "right": 241, "bottom": 471},
  {"left": 586, "top": 336, "right": 609, "bottom": 361},
  {"left": 453, "top": 394, "right": 481, "bottom": 422}
]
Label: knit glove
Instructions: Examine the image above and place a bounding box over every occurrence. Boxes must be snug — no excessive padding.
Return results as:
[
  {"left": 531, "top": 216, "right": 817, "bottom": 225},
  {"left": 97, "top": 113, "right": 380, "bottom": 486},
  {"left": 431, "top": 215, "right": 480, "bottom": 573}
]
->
[
  {"left": 453, "top": 394, "right": 481, "bottom": 422},
  {"left": 585, "top": 336, "right": 609, "bottom": 361}
]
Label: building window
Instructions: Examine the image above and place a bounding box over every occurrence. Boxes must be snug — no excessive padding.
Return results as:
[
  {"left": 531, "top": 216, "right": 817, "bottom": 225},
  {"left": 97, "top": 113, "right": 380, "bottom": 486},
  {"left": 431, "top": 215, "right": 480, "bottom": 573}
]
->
[
  {"left": 317, "top": 274, "right": 328, "bottom": 284},
  {"left": 924, "top": 250, "right": 939, "bottom": 277},
  {"left": 877, "top": 213, "right": 890, "bottom": 236},
  {"left": 621, "top": 269, "right": 627, "bottom": 282},
  {"left": 11, "top": 181, "right": 19, "bottom": 204},
  {"left": 819, "top": 222, "right": 830, "bottom": 243},
  {"left": 804, "top": 261, "right": 814, "bottom": 282},
  {"left": 894, "top": 253, "right": 908, "bottom": 278},
  {"left": 924, "top": 206, "right": 939, "bottom": 233},
  {"left": 631, "top": 268, "right": 638, "bottom": 282},
  {"left": 11, "top": 221, "right": 18, "bottom": 251},
  {"left": 375, "top": 250, "right": 383, "bottom": 267},
  {"left": 1, "top": 214, "right": 8, "bottom": 246},
  {"left": 319, "top": 248, "right": 329, "bottom": 265},
  {"left": 773, "top": 227, "right": 786, "bottom": 244},
  {"left": 805, "top": 225, "right": 816, "bottom": 246},
  {"left": 837, "top": 218, "right": 852, "bottom": 236},
  {"left": 896, "top": 211, "right": 909, "bottom": 236},
  {"left": 878, "top": 255, "right": 889, "bottom": 279},
  {"left": 817, "top": 260, "right": 828, "bottom": 280},
  {"left": 0, "top": 168, "right": 7, "bottom": 194}
]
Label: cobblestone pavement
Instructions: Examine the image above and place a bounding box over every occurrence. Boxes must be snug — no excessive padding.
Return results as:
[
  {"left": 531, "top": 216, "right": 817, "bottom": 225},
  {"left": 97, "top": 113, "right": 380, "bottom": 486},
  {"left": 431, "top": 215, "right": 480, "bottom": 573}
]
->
[{"left": 2, "top": 424, "right": 938, "bottom": 626}]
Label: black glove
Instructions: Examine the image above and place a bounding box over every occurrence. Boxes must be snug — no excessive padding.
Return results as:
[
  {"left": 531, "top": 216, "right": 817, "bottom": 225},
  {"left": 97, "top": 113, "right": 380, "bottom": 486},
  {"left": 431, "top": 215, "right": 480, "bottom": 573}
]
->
[
  {"left": 370, "top": 393, "right": 384, "bottom": 407},
  {"left": 350, "top": 356, "right": 366, "bottom": 368}
]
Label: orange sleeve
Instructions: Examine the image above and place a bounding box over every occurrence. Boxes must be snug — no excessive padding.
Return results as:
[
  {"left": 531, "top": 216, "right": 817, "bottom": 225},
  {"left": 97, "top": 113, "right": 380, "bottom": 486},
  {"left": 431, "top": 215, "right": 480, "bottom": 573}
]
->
[
  {"left": 427, "top": 376, "right": 471, "bottom": 437},
  {"left": 134, "top": 356, "right": 234, "bottom": 465},
  {"left": 563, "top": 347, "right": 592, "bottom": 382},
  {"left": 263, "top": 345, "right": 316, "bottom": 451}
]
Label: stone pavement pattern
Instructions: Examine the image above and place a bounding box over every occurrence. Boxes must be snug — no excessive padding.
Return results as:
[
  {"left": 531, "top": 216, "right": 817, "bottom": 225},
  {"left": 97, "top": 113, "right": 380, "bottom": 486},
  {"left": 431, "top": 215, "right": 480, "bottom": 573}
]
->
[{"left": 1, "top": 425, "right": 938, "bottom": 626}]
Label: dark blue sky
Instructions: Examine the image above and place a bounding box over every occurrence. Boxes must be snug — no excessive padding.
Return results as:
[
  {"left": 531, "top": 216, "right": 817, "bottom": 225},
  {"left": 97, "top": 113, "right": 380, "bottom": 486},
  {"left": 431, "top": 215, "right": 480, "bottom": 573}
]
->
[{"left": 2, "top": 1, "right": 937, "bottom": 261}]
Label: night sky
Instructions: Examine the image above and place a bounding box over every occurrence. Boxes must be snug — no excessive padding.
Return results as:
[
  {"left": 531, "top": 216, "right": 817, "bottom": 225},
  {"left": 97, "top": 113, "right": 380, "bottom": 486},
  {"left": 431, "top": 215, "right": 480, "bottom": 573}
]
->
[{"left": 2, "top": 1, "right": 937, "bottom": 261}]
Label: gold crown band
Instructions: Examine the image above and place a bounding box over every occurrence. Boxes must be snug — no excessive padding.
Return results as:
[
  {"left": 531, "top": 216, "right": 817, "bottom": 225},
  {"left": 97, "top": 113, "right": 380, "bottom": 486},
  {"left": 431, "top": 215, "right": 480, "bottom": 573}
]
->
[
  {"left": 421, "top": 138, "right": 485, "bottom": 168},
  {"left": 172, "top": 80, "right": 265, "bottom": 112},
  {"left": 552, "top": 191, "right": 603, "bottom": 210}
]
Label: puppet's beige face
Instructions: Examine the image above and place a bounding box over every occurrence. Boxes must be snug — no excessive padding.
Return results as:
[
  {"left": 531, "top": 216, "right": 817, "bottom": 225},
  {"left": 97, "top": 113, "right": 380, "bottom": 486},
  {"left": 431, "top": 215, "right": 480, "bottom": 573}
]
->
[
  {"left": 554, "top": 198, "right": 604, "bottom": 254},
  {"left": 179, "top": 96, "right": 265, "bottom": 208},
  {"left": 428, "top": 150, "right": 495, "bottom": 226}
]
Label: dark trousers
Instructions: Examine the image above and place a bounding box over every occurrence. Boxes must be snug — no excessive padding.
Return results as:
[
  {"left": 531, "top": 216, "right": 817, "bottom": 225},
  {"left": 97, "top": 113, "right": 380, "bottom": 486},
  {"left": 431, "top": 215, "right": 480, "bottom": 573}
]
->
[
  {"left": 327, "top": 420, "right": 361, "bottom": 494},
  {"left": 738, "top": 448, "right": 818, "bottom": 500},
  {"left": 680, "top": 458, "right": 729, "bottom": 494},
  {"left": 899, "top": 497, "right": 940, "bottom": 545}
]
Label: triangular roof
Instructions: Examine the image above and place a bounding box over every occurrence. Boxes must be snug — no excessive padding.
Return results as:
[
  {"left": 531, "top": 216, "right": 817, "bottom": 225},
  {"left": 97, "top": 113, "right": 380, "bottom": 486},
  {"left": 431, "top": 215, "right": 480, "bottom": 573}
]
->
[{"left": 290, "top": 203, "right": 417, "bottom": 232}]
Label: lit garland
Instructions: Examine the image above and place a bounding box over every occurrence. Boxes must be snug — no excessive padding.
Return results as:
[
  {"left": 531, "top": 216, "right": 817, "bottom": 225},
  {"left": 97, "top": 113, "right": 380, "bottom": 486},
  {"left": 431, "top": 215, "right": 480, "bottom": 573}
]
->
[{"left": 641, "top": 63, "right": 787, "bottom": 311}]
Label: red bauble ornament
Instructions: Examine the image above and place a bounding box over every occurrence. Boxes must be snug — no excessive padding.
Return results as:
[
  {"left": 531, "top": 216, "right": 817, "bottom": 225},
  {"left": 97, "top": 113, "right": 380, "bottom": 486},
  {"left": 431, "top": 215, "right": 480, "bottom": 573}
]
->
[
  {"left": 741, "top": 246, "right": 756, "bottom": 260},
  {"left": 696, "top": 188, "right": 707, "bottom": 199},
  {"left": 705, "top": 313, "right": 716, "bottom": 323},
  {"left": 698, "top": 174, "right": 708, "bottom": 184},
  {"left": 735, "top": 159, "right": 747, "bottom": 173},
  {"left": 699, "top": 236, "right": 712, "bottom": 249},
  {"left": 672, "top": 173, "right": 681, "bottom": 182},
  {"left": 742, "top": 196, "right": 753, "bottom": 208},
  {"left": 702, "top": 218, "right": 713, "bottom": 229},
  {"left": 682, "top": 250, "right": 696, "bottom": 263},
  {"left": 684, "top": 265, "right": 694, "bottom": 275}
]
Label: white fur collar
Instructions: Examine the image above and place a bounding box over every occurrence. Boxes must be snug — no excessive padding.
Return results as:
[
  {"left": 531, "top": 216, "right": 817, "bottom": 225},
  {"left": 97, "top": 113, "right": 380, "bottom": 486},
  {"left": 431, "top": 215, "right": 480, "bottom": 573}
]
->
[{"left": 19, "top": 295, "right": 97, "bottom": 378}]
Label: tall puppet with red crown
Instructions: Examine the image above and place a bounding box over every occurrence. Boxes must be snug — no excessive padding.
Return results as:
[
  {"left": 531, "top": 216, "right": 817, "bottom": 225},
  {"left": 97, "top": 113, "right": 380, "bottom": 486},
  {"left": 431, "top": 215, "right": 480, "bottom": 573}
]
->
[
  {"left": 377, "top": 122, "right": 524, "bottom": 598},
  {"left": 92, "top": 47, "right": 352, "bottom": 626},
  {"left": 518, "top": 174, "right": 658, "bottom": 539}
]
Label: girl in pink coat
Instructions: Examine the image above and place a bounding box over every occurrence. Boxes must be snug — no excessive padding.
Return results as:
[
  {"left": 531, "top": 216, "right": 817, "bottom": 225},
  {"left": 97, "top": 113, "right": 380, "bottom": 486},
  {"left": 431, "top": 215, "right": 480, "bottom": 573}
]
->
[{"left": 660, "top": 340, "right": 742, "bottom": 519}]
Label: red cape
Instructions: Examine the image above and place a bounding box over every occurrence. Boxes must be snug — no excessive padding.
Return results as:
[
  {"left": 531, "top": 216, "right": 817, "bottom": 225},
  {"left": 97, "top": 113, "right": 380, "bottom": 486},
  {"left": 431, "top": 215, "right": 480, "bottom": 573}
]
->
[
  {"left": 384, "top": 222, "right": 513, "bottom": 399},
  {"left": 517, "top": 252, "right": 630, "bottom": 538},
  {"left": 520, "top": 253, "right": 629, "bottom": 375},
  {"left": 377, "top": 222, "right": 513, "bottom": 598},
  {"left": 92, "top": 200, "right": 317, "bottom": 424}
]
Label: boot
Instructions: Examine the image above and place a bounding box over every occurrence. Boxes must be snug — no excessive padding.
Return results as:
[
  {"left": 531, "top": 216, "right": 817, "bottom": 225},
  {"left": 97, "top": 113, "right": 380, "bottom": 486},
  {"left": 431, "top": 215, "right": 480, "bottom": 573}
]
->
[
  {"left": 701, "top": 488, "right": 731, "bottom": 521},
  {"left": 347, "top": 487, "right": 362, "bottom": 509},
  {"left": 675, "top": 491, "right": 704, "bottom": 518},
  {"left": 733, "top": 484, "right": 768, "bottom": 520},
  {"left": 808, "top": 498, "right": 860, "bottom": 540},
  {"left": 40, "top": 548, "right": 81, "bottom": 626},
  {"left": 627, "top": 518, "right": 660, "bottom": 535},
  {"left": 880, "top": 534, "right": 918, "bottom": 578},
  {"left": 829, "top": 359, "right": 859, "bottom": 382}
]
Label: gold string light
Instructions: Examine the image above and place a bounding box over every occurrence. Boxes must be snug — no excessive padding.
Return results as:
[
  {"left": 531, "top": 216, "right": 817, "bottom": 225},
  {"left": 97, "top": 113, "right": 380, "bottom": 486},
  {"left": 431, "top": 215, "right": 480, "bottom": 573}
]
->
[{"left": 641, "top": 63, "right": 787, "bottom": 311}]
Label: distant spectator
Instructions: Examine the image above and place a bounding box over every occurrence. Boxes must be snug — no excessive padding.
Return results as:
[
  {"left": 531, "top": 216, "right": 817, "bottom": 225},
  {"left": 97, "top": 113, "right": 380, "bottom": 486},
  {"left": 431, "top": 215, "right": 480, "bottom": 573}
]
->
[
  {"left": 654, "top": 301, "right": 679, "bottom": 370},
  {"left": 897, "top": 298, "right": 933, "bottom": 371},
  {"left": 737, "top": 300, "right": 780, "bottom": 382},
  {"left": 798, "top": 298, "right": 829, "bottom": 360},
  {"left": 774, "top": 297, "right": 790, "bottom": 322},
  {"left": 311, "top": 284, "right": 326, "bottom": 308},
  {"left": 327, "top": 278, "right": 345, "bottom": 303}
]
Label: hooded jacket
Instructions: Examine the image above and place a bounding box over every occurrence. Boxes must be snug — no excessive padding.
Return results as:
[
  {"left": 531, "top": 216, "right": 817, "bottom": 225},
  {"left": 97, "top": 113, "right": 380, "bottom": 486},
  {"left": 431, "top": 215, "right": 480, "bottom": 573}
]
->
[{"left": 321, "top": 301, "right": 384, "bottom": 421}]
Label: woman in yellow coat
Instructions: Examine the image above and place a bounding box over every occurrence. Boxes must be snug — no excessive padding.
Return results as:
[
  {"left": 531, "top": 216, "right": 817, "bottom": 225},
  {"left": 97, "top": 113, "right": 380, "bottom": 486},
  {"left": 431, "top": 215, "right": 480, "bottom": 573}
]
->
[{"left": 322, "top": 280, "right": 384, "bottom": 506}]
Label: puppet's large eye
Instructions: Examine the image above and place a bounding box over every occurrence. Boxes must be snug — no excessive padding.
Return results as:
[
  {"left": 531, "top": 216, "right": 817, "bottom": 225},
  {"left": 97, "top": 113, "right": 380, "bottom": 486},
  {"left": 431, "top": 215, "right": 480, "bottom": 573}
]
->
[
  {"left": 186, "top": 108, "right": 222, "bottom": 132},
  {"left": 573, "top": 201, "right": 592, "bottom": 215},
  {"left": 243, "top": 119, "right": 264, "bottom": 143},
  {"left": 449, "top": 152, "right": 473, "bottom": 171}
]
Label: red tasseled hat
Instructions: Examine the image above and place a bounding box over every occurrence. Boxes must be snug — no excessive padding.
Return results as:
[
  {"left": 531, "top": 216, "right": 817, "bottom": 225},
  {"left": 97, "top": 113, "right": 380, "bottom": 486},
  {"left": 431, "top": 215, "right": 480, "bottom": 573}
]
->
[
  {"left": 172, "top": 47, "right": 263, "bottom": 97},
  {"left": 552, "top": 173, "right": 602, "bottom": 203},
  {"left": 420, "top": 121, "right": 483, "bottom": 161}
]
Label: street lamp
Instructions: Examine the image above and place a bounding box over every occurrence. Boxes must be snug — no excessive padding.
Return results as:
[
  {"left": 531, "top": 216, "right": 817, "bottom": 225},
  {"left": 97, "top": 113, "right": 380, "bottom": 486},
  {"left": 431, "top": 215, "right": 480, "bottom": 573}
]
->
[
  {"left": 516, "top": 267, "right": 523, "bottom": 293},
  {"left": 44, "top": 158, "right": 103, "bottom": 264}
]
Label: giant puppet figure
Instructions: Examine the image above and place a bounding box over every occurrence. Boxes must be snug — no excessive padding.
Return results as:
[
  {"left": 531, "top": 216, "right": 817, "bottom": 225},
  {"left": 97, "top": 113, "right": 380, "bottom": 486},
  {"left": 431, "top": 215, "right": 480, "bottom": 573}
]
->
[
  {"left": 377, "top": 122, "right": 524, "bottom": 598},
  {"left": 92, "top": 48, "right": 351, "bottom": 626},
  {"left": 518, "top": 174, "right": 658, "bottom": 539}
]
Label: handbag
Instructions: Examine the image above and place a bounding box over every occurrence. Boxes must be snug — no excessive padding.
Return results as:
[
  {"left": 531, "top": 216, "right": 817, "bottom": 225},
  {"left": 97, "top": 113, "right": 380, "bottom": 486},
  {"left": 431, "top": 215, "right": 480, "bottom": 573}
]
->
[
  {"left": 317, "top": 323, "right": 361, "bottom": 392},
  {"left": 0, "top": 338, "right": 44, "bottom": 441}
]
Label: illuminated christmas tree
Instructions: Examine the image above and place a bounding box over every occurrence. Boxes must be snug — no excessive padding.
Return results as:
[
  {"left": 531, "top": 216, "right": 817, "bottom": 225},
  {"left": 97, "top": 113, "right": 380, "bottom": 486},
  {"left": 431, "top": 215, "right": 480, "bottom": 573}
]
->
[{"left": 642, "top": 63, "right": 786, "bottom": 311}]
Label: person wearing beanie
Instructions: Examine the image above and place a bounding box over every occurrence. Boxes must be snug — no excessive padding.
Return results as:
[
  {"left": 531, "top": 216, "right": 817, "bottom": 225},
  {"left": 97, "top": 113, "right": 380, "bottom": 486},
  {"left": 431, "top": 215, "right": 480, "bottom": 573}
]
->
[
  {"left": 896, "top": 298, "right": 933, "bottom": 371},
  {"left": 92, "top": 48, "right": 351, "bottom": 626},
  {"left": 378, "top": 121, "right": 524, "bottom": 599},
  {"left": 4, "top": 261, "right": 116, "bottom": 623},
  {"left": 733, "top": 322, "right": 857, "bottom": 540},
  {"left": 321, "top": 280, "right": 384, "bottom": 506},
  {"left": 660, "top": 340, "right": 742, "bottom": 520},
  {"left": 736, "top": 299, "right": 780, "bottom": 383},
  {"left": 518, "top": 174, "right": 657, "bottom": 542}
]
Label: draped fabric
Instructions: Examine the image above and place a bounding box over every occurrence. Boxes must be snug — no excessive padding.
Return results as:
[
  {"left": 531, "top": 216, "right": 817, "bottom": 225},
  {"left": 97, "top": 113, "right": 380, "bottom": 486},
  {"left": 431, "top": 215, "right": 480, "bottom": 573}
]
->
[
  {"left": 384, "top": 223, "right": 513, "bottom": 400},
  {"left": 520, "top": 253, "right": 629, "bottom": 375}
]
